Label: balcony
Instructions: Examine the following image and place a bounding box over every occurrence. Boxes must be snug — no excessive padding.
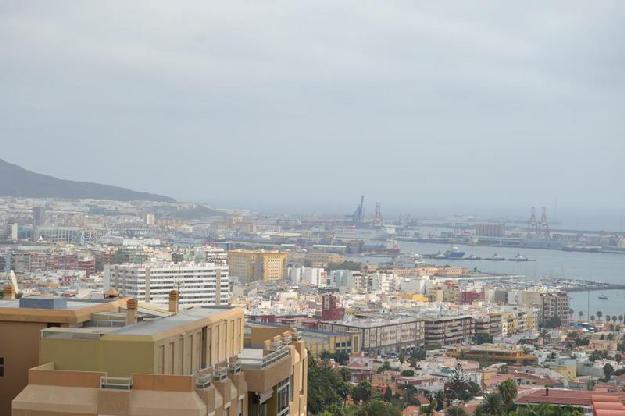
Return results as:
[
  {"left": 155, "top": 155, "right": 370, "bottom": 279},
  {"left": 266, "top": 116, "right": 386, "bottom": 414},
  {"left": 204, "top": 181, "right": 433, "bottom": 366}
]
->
[
  {"left": 241, "top": 346, "right": 290, "bottom": 370},
  {"left": 241, "top": 346, "right": 292, "bottom": 394},
  {"left": 100, "top": 376, "right": 133, "bottom": 390}
]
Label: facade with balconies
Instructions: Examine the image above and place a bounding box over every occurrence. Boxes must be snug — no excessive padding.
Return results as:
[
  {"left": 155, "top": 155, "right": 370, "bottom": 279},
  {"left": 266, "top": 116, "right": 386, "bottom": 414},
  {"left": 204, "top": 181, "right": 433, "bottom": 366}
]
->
[{"left": 11, "top": 294, "right": 307, "bottom": 416}]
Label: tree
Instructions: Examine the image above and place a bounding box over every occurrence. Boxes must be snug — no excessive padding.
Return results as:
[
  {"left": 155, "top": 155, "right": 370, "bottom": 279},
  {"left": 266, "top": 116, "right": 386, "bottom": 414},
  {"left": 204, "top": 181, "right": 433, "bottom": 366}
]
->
[
  {"left": 308, "top": 356, "right": 343, "bottom": 414},
  {"left": 445, "top": 367, "right": 481, "bottom": 402},
  {"left": 377, "top": 361, "right": 391, "bottom": 374},
  {"left": 338, "top": 367, "right": 351, "bottom": 383},
  {"left": 615, "top": 354, "right": 622, "bottom": 364},
  {"left": 578, "top": 311, "right": 584, "bottom": 320},
  {"left": 401, "top": 384, "right": 420, "bottom": 406},
  {"left": 447, "top": 407, "right": 468, "bottom": 416},
  {"left": 612, "top": 316, "right": 618, "bottom": 323},
  {"left": 474, "top": 333, "right": 494, "bottom": 344},
  {"left": 497, "top": 380, "right": 518, "bottom": 411},
  {"left": 333, "top": 351, "right": 349, "bottom": 365},
  {"left": 619, "top": 315, "right": 624, "bottom": 323},
  {"left": 352, "top": 381, "right": 372, "bottom": 404},
  {"left": 383, "top": 386, "right": 393, "bottom": 402},
  {"left": 477, "top": 393, "right": 504, "bottom": 416},
  {"left": 543, "top": 317, "right": 562, "bottom": 328},
  {"left": 591, "top": 315, "right": 596, "bottom": 321},
  {"left": 597, "top": 311, "right": 603, "bottom": 320},
  {"left": 590, "top": 350, "right": 609, "bottom": 362},
  {"left": 604, "top": 363, "right": 615, "bottom": 381},
  {"left": 401, "top": 369, "right": 415, "bottom": 377},
  {"left": 606, "top": 315, "right": 611, "bottom": 322},
  {"left": 358, "top": 399, "right": 401, "bottom": 416}
]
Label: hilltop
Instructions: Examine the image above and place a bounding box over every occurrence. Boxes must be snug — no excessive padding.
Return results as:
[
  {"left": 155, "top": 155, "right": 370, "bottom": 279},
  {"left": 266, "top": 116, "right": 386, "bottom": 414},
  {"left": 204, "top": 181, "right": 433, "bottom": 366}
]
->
[{"left": 0, "top": 159, "right": 175, "bottom": 202}]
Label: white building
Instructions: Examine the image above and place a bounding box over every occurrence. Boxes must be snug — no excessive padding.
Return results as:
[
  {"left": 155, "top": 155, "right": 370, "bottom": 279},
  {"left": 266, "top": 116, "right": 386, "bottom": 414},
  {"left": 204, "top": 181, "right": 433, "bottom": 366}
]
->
[
  {"left": 287, "top": 266, "right": 325, "bottom": 286},
  {"left": 104, "top": 262, "right": 230, "bottom": 306}
]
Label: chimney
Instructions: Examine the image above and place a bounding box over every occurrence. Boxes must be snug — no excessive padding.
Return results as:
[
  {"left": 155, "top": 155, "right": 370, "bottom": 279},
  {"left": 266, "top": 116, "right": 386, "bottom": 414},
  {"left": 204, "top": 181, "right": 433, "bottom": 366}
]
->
[
  {"left": 126, "top": 298, "right": 138, "bottom": 325},
  {"left": 3, "top": 284, "right": 15, "bottom": 300},
  {"left": 168, "top": 290, "right": 179, "bottom": 314}
]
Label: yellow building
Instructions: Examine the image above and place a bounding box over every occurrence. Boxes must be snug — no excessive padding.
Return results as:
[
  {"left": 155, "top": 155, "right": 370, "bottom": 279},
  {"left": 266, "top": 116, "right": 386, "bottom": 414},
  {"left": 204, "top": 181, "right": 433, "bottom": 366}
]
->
[
  {"left": 449, "top": 344, "right": 537, "bottom": 365},
  {"left": 10, "top": 293, "right": 308, "bottom": 416},
  {"left": 228, "top": 250, "right": 288, "bottom": 282}
]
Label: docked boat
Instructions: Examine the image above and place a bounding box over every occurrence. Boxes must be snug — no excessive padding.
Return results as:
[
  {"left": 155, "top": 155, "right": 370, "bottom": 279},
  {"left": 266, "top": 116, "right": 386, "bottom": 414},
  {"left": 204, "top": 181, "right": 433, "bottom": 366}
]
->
[
  {"left": 509, "top": 254, "right": 529, "bottom": 262},
  {"left": 486, "top": 253, "right": 505, "bottom": 261},
  {"left": 598, "top": 296, "right": 608, "bottom": 300}
]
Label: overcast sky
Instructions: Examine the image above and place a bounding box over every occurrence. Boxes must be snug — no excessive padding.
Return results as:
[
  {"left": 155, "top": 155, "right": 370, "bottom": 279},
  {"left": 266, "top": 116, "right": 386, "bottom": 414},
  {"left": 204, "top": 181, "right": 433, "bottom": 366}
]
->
[{"left": 1, "top": 1, "right": 624, "bottom": 220}]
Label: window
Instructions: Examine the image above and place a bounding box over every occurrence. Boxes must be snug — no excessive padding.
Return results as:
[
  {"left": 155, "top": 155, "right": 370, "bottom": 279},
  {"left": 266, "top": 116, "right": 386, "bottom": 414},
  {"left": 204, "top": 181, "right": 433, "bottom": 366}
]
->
[{"left": 0, "top": 357, "right": 4, "bottom": 377}]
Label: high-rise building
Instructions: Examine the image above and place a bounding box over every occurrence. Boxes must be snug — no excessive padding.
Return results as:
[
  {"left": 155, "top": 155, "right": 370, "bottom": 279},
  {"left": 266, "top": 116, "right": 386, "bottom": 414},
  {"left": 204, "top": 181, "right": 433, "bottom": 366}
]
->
[
  {"left": 540, "top": 291, "right": 570, "bottom": 326},
  {"left": 104, "top": 262, "right": 230, "bottom": 306},
  {"left": 32, "top": 206, "right": 46, "bottom": 241},
  {"left": 228, "top": 250, "right": 287, "bottom": 282}
]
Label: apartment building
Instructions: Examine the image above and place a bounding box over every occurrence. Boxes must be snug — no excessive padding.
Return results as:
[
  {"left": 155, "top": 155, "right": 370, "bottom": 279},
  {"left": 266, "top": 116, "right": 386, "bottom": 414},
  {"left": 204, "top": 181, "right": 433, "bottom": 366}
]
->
[
  {"left": 11, "top": 293, "right": 308, "bottom": 416},
  {"left": 319, "top": 317, "right": 424, "bottom": 355},
  {"left": 228, "top": 250, "right": 287, "bottom": 282},
  {"left": 449, "top": 344, "right": 537, "bottom": 365},
  {"left": 540, "top": 291, "right": 570, "bottom": 326},
  {"left": 0, "top": 285, "right": 126, "bottom": 416},
  {"left": 422, "top": 316, "right": 473, "bottom": 347},
  {"left": 474, "top": 313, "right": 502, "bottom": 339},
  {"left": 104, "top": 262, "right": 230, "bottom": 306}
]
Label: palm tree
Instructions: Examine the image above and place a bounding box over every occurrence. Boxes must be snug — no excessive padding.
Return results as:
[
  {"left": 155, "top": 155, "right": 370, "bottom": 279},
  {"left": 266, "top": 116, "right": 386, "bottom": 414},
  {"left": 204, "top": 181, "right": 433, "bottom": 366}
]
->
[
  {"left": 498, "top": 380, "right": 518, "bottom": 410},
  {"left": 612, "top": 316, "right": 618, "bottom": 323},
  {"left": 597, "top": 311, "right": 603, "bottom": 320},
  {"left": 591, "top": 315, "right": 596, "bottom": 321},
  {"left": 479, "top": 393, "right": 504, "bottom": 416},
  {"left": 606, "top": 314, "right": 611, "bottom": 322},
  {"left": 619, "top": 315, "right": 624, "bottom": 323},
  {"left": 578, "top": 311, "right": 584, "bottom": 320}
]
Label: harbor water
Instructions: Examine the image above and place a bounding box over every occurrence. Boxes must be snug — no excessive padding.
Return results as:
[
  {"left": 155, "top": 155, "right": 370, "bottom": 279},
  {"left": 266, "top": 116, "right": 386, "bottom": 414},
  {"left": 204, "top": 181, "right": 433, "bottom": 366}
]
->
[{"left": 396, "top": 241, "right": 625, "bottom": 318}]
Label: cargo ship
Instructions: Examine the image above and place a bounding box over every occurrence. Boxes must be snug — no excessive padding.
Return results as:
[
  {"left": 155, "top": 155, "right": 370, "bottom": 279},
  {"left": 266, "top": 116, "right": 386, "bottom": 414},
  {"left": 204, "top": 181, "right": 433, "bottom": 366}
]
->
[{"left": 562, "top": 245, "right": 602, "bottom": 253}]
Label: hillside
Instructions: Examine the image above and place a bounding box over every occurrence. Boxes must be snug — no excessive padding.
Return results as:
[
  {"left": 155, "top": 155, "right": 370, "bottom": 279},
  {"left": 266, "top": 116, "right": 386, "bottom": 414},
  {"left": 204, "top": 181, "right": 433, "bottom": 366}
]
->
[{"left": 0, "top": 159, "right": 175, "bottom": 202}]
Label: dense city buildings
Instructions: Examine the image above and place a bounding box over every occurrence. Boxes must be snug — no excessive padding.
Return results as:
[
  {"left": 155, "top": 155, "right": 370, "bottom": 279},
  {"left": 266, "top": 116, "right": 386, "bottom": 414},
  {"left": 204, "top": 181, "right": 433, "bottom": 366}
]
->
[{"left": 1, "top": 195, "right": 622, "bottom": 416}]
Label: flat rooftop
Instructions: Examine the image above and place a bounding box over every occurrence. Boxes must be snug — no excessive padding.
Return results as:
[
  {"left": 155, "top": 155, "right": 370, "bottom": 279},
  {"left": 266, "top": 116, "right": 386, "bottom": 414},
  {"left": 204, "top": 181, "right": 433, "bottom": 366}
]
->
[
  {"left": 0, "top": 297, "right": 116, "bottom": 311},
  {"left": 102, "top": 306, "right": 239, "bottom": 336}
]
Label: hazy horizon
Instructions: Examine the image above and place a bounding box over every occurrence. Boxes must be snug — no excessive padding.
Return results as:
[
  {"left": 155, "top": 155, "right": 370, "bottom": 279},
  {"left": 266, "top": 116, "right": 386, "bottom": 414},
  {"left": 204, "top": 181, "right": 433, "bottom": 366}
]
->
[{"left": 2, "top": 1, "right": 624, "bottom": 219}]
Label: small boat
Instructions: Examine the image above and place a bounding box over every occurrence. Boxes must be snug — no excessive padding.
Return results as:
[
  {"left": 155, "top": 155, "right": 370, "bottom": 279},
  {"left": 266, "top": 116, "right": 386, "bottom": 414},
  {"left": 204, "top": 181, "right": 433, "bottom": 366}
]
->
[
  {"left": 598, "top": 296, "right": 608, "bottom": 300},
  {"left": 509, "top": 254, "right": 529, "bottom": 262},
  {"left": 486, "top": 253, "right": 505, "bottom": 261}
]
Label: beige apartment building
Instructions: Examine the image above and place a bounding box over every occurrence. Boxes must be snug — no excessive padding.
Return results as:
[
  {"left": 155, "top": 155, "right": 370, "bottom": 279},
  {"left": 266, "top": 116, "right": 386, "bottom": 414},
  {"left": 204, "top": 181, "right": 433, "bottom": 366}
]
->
[
  {"left": 422, "top": 315, "right": 474, "bottom": 348},
  {"left": 0, "top": 285, "right": 126, "bottom": 416},
  {"left": 228, "top": 250, "right": 288, "bottom": 282},
  {"left": 5, "top": 290, "right": 307, "bottom": 416}
]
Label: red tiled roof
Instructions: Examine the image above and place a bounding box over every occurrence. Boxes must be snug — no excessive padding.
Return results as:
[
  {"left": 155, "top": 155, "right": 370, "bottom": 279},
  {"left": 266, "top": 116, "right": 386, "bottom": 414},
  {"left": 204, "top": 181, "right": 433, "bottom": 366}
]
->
[{"left": 516, "top": 389, "right": 625, "bottom": 407}]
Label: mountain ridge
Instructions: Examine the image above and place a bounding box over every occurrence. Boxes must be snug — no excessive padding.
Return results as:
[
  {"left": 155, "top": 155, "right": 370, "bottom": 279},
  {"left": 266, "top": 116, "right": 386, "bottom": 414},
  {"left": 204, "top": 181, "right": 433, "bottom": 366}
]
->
[{"left": 0, "top": 158, "right": 175, "bottom": 202}]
